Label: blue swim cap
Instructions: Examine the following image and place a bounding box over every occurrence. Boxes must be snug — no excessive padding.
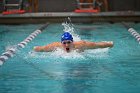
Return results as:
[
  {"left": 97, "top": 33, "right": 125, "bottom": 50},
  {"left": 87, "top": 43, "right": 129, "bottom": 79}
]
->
[{"left": 61, "top": 32, "right": 73, "bottom": 42}]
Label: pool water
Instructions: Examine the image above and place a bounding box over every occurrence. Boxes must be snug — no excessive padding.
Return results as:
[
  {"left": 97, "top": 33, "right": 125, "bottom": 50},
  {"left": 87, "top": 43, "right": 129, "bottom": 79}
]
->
[{"left": 0, "top": 23, "right": 140, "bottom": 93}]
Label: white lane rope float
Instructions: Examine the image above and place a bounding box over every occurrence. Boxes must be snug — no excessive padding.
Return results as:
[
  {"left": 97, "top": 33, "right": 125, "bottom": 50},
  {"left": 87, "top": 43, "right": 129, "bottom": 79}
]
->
[
  {"left": 122, "top": 22, "right": 140, "bottom": 44},
  {"left": 0, "top": 23, "right": 49, "bottom": 66}
]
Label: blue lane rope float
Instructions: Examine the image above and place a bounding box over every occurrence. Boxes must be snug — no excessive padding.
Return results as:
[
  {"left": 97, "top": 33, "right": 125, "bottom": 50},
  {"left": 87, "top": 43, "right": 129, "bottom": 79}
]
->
[
  {"left": 0, "top": 23, "right": 49, "bottom": 66},
  {"left": 122, "top": 22, "right": 140, "bottom": 44}
]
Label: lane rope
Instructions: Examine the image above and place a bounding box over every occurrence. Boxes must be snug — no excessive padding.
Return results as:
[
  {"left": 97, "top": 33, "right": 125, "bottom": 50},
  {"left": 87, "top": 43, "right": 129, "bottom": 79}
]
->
[
  {"left": 0, "top": 23, "right": 49, "bottom": 66},
  {"left": 122, "top": 22, "right": 140, "bottom": 44}
]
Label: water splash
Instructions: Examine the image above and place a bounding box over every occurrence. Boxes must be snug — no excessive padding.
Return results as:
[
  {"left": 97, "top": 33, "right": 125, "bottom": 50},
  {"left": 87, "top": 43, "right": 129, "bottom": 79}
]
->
[
  {"left": 25, "top": 20, "right": 111, "bottom": 61},
  {"left": 27, "top": 51, "right": 49, "bottom": 59},
  {"left": 27, "top": 47, "right": 110, "bottom": 61},
  {"left": 50, "top": 48, "right": 85, "bottom": 59},
  {"left": 84, "top": 48, "right": 109, "bottom": 59},
  {"left": 62, "top": 18, "right": 81, "bottom": 41}
]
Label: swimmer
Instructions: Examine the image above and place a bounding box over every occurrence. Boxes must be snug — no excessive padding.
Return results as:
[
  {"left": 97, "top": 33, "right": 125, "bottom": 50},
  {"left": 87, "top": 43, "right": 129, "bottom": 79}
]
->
[{"left": 34, "top": 32, "right": 113, "bottom": 53}]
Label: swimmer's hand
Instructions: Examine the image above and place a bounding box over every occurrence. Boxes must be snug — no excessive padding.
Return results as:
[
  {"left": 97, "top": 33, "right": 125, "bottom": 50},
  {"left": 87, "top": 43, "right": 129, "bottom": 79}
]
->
[
  {"left": 103, "top": 41, "right": 114, "bottom": 48},
  {"left": 33, "top": 46, "right": 41, "bottom": 52}
]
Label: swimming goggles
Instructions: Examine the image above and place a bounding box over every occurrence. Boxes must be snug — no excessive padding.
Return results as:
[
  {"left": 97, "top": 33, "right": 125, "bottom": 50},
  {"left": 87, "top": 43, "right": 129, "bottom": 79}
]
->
[{"left": 62, "top": 40, "right": 72, "bottom": 44}]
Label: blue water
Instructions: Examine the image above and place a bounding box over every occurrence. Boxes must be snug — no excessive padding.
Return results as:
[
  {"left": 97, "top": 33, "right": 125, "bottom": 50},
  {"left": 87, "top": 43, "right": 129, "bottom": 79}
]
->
[{"left": 0, "top": 23, "right": 140, "bottom": 93}]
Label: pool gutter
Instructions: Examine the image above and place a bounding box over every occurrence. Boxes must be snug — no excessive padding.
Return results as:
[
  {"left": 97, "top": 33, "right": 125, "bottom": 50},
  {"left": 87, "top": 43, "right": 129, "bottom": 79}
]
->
[{"left": 0, "top": 12, "right": 140, "bottom": 24}]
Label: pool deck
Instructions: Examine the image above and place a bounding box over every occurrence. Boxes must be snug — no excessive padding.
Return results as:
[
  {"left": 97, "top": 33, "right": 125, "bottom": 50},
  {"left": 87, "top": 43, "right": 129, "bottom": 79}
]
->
[{"left": 0, "top": 11, "right": 140, "bottom": 24}]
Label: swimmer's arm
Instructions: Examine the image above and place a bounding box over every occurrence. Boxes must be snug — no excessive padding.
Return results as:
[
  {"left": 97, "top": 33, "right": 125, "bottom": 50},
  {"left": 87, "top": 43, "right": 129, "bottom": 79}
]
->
[
  {"left": 85, "top": 41, "right": 113, "bottom": 49},
  {"left": 34, "top": 46, "right": 52, "bottom": 52},
  {"left": 34, "top": 42, "right": 61, "bottom": 52}
]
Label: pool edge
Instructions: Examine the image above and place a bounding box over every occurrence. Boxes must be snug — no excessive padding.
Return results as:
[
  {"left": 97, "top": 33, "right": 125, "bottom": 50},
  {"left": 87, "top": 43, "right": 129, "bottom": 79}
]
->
[{"left": 0, "top": 11, "right": 140, "bottom": 24}]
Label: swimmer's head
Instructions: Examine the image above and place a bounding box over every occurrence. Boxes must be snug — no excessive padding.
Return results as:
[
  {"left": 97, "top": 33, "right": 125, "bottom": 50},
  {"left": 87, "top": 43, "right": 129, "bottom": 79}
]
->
[{"left": 61, "top": 32, "right": 73, "bottom": 43}]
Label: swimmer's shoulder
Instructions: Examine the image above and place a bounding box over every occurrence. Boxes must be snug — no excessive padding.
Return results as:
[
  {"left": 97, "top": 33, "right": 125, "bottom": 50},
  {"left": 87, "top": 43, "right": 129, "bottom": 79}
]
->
[
  {"left": 73, "top": 41, "right": 87, "bottom": 49},
  {"left": 73, "top": 40, "right": 86, "bottom": 45}
]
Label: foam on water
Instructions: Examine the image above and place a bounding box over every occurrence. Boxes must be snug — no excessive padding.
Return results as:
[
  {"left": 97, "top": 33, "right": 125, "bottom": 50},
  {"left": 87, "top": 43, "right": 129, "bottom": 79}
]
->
[
  {"left": 26, "top": 48, "right": 85, "bottom": 60},
  {"left": 26, "top": 47, "right": 110, "bottom": 61},
  {"left": 51, "top": 48, "right": 109, "bottom": 59},
  {"left": 50, "top": 48, "right": 85, "bottom": 59},
  {"left": 84, "top": 48, "right": 110, "bottom": 59},
  {"left": 26, "top": 51, "right": 48, "bottom": 59}
]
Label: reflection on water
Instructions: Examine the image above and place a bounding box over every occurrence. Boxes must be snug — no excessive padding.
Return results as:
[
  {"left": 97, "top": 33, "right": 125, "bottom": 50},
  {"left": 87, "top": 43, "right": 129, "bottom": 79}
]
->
[{"left": 62, "top": 62, "right": 101, "bottom": 93}]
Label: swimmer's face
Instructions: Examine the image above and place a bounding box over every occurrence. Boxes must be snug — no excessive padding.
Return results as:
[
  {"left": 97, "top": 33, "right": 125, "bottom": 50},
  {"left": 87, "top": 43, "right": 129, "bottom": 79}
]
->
[{"left": 61, "top": 40, "right": 73, "bottom": 52}]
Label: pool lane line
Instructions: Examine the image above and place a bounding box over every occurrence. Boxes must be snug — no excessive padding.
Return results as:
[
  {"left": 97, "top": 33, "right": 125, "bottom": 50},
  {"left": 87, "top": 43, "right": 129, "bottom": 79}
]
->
[
  {"left": 0, "top": 23, "right": 49, "bottom": 66},
  {"left": 122, "top": 22, "right": 140, "bottom": 44}
]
